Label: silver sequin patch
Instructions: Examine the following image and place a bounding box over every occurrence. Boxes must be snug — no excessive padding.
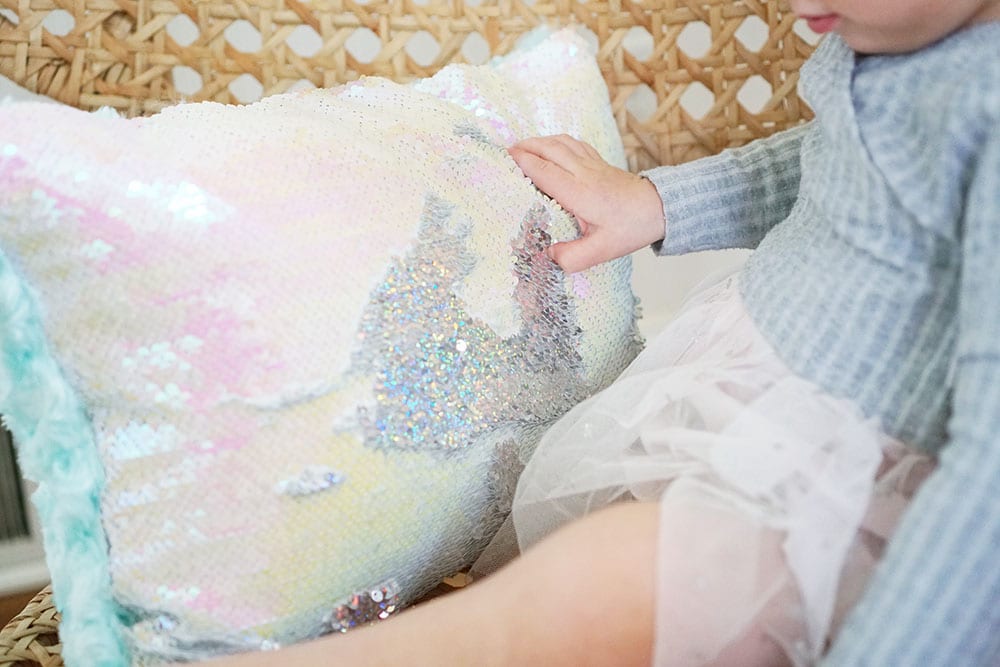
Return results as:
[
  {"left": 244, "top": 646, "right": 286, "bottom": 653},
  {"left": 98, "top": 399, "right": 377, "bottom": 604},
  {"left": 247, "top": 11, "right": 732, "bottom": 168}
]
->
[{"left": 350, "top": 196, "right": 593, "bottom": 452}]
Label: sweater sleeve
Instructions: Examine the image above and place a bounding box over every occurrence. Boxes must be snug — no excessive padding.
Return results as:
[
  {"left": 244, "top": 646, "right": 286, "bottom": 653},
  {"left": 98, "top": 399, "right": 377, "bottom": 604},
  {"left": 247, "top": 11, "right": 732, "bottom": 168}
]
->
[
  {"left": 641, "top": 121, "right": 811, "bottom": 255},
  {"left": 822, "top": 129, "right": 1000, "bottom": 665}
]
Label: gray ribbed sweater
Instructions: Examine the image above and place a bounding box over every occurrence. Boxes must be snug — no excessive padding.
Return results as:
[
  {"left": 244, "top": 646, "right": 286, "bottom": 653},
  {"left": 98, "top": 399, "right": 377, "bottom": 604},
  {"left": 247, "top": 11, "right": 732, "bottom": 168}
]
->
[{"left": 643, "top": 25, "right": 1000, "bottom": 666}]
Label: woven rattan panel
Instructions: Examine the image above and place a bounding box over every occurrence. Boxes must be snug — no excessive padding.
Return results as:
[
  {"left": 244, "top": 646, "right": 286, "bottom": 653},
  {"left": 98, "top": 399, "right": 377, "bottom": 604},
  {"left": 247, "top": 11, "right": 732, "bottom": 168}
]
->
[
  {"left": 0, "top": 586, "right": 61, "bottom": 667},
  {"left": 0, "top": 0, "right": 816, "bottom": 170}
]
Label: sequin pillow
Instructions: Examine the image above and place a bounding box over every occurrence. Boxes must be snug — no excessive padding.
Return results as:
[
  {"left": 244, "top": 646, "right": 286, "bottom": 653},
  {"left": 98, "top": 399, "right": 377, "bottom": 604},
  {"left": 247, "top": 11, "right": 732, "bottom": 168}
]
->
[{"left": 0, "top": 29, "right": 641, "bottom": 665}]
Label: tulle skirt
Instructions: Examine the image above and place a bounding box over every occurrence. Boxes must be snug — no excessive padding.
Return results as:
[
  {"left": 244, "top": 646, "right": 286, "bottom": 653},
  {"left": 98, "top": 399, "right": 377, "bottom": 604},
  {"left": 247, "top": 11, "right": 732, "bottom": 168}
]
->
[{"left": 507, "top": 274, "right": 933, "bottom": 666}]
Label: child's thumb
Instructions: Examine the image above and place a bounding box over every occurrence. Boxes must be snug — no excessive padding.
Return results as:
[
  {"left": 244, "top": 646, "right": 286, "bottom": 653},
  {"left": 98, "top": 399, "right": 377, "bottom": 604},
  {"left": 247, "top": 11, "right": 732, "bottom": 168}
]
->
[{"left": 547, "top": 238, "right": 603, "bottom": 274}]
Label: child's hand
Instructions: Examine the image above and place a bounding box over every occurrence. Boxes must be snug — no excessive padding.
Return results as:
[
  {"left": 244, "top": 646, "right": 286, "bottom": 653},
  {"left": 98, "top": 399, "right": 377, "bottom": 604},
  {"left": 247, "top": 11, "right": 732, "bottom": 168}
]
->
[{"left": 509, "top": 135, "right": 665, "bottom": 273}]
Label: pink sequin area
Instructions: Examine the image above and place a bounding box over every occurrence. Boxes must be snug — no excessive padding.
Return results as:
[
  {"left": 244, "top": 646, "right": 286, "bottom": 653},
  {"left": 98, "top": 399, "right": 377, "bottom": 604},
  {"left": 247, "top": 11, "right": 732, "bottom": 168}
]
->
[{"left": 0, "top": 29, "right": 639, "bottom": 663}]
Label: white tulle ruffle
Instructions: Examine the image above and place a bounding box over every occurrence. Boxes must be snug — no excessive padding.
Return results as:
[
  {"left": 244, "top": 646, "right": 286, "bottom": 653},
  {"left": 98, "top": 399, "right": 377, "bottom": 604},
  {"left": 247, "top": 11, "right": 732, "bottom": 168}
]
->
[{"left": 508, "top": 274, "right": 933, "bottom": 666}]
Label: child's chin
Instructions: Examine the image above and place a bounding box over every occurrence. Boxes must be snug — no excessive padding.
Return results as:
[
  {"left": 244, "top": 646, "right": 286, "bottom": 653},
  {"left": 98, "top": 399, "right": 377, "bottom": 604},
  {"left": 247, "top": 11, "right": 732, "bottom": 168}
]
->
[{"left": 839, "top": 28, "right": 938, "bottom": 56}]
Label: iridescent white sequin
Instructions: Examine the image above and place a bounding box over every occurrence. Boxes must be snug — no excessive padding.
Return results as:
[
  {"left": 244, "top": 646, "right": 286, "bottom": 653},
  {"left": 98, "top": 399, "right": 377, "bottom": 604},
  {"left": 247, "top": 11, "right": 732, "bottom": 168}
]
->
[
  {"left": 125, "top": 179, "right": 222, "bottom": 230},
  {"left": 275, "top": 465, "right": 345, "bottom": 497},
  {"left": 0, "top": 28, "right": 639, "bottom": 663},
  {"left": 106, "top": 422, "right": 180, "bottom": 461},
  {"left": 79, "top": 239, "right": 114, "bottom": 261}
]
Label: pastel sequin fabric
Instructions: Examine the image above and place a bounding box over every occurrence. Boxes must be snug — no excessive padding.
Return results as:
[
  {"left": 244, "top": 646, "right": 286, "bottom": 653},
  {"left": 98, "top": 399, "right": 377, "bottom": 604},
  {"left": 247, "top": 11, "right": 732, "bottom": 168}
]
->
[{"left": 0, "top": 29, "right": 640, "bottom": 664}]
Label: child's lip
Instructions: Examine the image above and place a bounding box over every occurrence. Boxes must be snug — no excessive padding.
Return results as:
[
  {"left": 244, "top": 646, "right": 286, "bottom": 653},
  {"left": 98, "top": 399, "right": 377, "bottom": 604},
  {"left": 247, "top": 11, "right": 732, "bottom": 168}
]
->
[{"left": 802, "top": 14, "right": 841, "bottom": 34}]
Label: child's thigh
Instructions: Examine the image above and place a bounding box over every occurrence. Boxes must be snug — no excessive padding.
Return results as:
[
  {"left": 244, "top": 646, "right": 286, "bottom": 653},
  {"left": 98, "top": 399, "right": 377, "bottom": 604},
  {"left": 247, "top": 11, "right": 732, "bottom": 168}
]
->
[
  {"left": 500, "top": 501, "right": 660, "bottom": 667},
  {"left": 503, "top": 496, "right": 797, "bottom": 667}
]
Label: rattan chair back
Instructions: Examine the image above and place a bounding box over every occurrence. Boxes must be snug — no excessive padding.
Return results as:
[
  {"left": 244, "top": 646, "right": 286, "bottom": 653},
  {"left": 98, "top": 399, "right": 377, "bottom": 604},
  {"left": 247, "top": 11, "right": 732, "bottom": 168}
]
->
[{"left": 0, "top": 0, "right": 816, "bottom": 170}]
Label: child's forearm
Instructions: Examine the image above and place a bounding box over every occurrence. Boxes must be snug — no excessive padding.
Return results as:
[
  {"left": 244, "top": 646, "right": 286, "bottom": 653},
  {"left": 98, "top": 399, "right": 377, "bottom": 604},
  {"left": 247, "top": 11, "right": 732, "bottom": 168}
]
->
[{"left": 644, "top": 122, "right": 811, "bottom": 255}]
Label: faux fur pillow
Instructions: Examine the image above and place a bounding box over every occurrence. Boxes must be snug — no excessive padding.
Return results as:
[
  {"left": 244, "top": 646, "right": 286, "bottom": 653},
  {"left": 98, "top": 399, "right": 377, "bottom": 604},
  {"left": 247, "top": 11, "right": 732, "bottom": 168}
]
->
[{"left": 0, "top": 29, "right": 641, "bottom": 665}]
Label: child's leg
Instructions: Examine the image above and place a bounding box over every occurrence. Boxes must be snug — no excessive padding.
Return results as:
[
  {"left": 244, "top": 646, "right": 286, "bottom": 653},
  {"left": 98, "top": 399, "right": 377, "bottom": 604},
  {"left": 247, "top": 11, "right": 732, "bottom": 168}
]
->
[
  {"left": 209, "top": 501, "right": 796, "bottom": 666},
  {"left": 208, "top": 502, "right": 656, "bottom": 667}
]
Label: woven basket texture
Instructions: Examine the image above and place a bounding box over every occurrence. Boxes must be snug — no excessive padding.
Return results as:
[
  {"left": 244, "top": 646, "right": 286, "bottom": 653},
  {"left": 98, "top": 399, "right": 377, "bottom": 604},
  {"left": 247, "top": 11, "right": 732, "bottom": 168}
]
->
[
  {"left": 0, "top": 2, "right": 816, "bottom": 665},
  {"left": 0, "top": 0, "right": 816, "bottom": 170},
  {"left": 0, "top": 586, "right": 61, "bottom": 667}
]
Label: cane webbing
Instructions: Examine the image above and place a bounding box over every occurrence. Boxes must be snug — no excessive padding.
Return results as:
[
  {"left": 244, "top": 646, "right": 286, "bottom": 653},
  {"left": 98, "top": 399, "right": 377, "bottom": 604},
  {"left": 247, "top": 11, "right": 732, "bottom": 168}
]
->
[
  {"left": 0, "top": 586, "right": 61, "bottom": 667},
  {"left": 0, "top": 0, "right": 816, "bottom": 170}
]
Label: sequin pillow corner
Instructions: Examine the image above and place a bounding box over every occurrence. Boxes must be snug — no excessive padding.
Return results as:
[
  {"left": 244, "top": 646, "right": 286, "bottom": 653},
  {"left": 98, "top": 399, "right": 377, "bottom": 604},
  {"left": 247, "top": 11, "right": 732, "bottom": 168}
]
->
[{"left": 0, "top": 28, "right": 641, "bottom": 665}]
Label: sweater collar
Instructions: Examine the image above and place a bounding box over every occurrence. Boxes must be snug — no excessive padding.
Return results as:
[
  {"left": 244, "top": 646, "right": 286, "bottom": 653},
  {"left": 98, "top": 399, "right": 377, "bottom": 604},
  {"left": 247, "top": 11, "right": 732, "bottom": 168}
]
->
[{"left": 798, "top": 35, "right": 856, "bottom": 124}]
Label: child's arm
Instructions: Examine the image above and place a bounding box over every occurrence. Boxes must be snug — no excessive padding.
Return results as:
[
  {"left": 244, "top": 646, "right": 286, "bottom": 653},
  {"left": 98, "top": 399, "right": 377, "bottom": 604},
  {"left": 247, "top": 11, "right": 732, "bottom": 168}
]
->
[
  {"left": 642, "top": 121, "right": 810, "bottom": 257},
  {"left": 823, "top": 134, "right": 1000, "bottom": 666},
  {"left": 510, "top": 122, "right": 810, "bottom": 273},
  {"left": 508, "top": 135, "right": 667, "bottom": 273}
]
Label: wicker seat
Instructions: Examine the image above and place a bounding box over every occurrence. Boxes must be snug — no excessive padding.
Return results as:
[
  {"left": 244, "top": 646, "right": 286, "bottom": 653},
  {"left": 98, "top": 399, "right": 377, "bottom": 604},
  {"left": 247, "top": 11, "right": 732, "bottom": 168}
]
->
[
  {"left": 0, "top": 1, "right": 815, "bottom": 665},
  {"left": 0, "top": 586, "right": 60, "bottom": 667}
]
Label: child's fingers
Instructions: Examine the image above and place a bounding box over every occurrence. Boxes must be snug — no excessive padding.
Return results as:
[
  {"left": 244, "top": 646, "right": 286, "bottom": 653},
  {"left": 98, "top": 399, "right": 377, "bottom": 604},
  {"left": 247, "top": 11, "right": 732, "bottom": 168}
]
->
[
  {"left": 509, "top": 147, "right": 580, "bottom": 204},
  {"left": 511, "top": 137, "right": 584, "bottom": 174},
  {"left": 547, "top": 236, "right": 607, "bottom": 274},
  {"left": 540, "top": 134, "right": 606, "bottom": 166},
  {"left": 547, "top": 134, "right": 595, "bottom": 161},
  {"left": 567, "top": 135, "right": 606, "bottom": 164},
  {"left": 580, "top": 141, "right": 604, "bottom": 162}
]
